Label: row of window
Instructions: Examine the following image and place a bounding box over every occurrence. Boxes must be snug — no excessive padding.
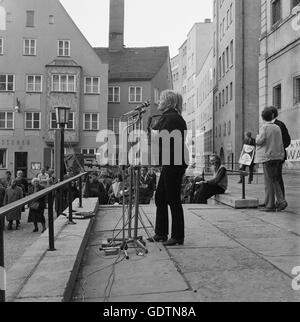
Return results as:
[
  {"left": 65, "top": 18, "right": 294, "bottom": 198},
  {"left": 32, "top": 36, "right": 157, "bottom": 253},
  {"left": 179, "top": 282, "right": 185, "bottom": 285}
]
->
[
  {"left": 0, "top": 112, "right": 100, "bottom": 131},
  {"left": 218, "top": 40, "right": 234, "bottom": 80},
  {"left": 0, "top": 74, "right": 100, "bottom": 94},
  {"left": 273, "top": 76, "right": 300, "bottom": 109},
  {"left": 215, "top": 120, "right": 232, "bottom": 138},
  {"left": 215, "top": 82, "right": 234, "bottom": 110},
  {"left": 0, "top": 37, "right": 71, "bottom": 57},
  {"left": 272, "top": 0, "right": 300, "bottom": 26},
  {"left": 0, "top": 74, "right": 145, "bottom": 103}
]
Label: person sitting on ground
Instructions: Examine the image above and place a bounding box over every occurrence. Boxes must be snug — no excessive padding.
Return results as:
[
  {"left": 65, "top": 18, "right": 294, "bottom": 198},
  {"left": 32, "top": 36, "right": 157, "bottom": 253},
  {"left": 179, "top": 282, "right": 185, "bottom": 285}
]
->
[
  {"left": 192, "top": 155, "right": 228, "bottom": 204},
  {"left": 139, "top": 167, "right": 155, "bottom": 205},
  {"left": 108, "top": 174, "right": 124, "bottom": 205},
  {"left": 28, "top": 178, "right": 46, "bottom": 233}
]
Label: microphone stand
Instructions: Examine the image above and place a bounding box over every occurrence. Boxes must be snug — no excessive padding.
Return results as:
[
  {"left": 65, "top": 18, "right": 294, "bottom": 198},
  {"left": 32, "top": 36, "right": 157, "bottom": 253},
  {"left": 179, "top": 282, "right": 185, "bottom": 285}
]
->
[{"left": 102, "top": 105, "right": 153, "bottom": 259}]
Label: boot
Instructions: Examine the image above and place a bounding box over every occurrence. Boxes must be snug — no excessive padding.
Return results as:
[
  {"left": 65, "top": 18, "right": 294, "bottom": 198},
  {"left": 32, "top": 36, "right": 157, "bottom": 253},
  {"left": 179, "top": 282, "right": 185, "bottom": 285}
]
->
[
  {"left": 16, "top": 220, "right": 20, "bottom": 230},
  {"left": 33, "top": 223, "right": 38, "bottom": 233},
  {"left": 41, "top": 223, "right": 46, "bottom": 233}
]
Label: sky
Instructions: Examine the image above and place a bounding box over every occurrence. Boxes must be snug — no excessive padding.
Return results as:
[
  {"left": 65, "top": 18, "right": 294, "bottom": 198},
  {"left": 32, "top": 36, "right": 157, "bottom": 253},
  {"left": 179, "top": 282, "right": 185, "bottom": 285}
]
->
[{"left": 60, "top": 0, "right": 213, "bottom": 58}]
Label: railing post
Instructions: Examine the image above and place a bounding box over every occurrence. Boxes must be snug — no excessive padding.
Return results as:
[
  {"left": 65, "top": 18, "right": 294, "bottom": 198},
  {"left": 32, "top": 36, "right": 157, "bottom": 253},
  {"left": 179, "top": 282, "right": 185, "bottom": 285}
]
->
[
  {"left": 78, "top": 176, "right": 83, "bottom": 208},
  {"left": 68, "top": 182, "right": 76, "bottom": 224},
  {"left": 242, "top": 174, "right": 246, "bottom": 200},
  {"left": 48, "top": 192, "right": 56, "bottom": 252},
  {"left": 0, "top": 216, "right": 5, "bottom": 302}
]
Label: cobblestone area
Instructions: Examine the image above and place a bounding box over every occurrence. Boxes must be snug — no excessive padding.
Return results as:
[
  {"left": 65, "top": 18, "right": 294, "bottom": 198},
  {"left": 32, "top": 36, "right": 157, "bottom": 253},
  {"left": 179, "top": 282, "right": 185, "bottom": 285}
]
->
[{"left": 4, "top": 208, "right": 49, "bottom": 270}]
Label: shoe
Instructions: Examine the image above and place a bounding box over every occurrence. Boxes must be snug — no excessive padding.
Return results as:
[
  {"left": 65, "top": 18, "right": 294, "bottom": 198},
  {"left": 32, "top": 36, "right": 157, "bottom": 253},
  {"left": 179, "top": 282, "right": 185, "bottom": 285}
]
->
[
  {"left": 33, "top": 228, "right": 38, "bottom": 233},
  {"left": 41, "top": 227, "right": 47, "bottom": 233},
  {"left": 147, "top": 235, "right": 168, "bottom": 243},
  {"left": 163, "top": 238, "right": 184, "bottom": 246},
  {"left": 277, "top": 201, "right": 288, "bottom": 212},
  {"left": 7, "top": 225, "right": 13, "bottom": 231},
  {"left": 237, "top": 181, "right": 242, "bottom": 184}
]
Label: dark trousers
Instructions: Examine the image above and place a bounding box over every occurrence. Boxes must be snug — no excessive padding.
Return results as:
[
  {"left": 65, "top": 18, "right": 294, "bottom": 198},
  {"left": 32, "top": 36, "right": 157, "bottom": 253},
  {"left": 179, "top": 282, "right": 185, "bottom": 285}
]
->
[
  {"left": 240, "top": 164, "right": 255, "bottom": 183},
  {"left": 155, "top": 166, "right": 186, "bottom": 240},
  {"left": 278, "top": 161, "right": 285, "bottom": 198},
  {"left": 263, "top": 161, "right": 284, "bottom": 209},
  {"left": 192, "top": 182, "right": 225, "bottom": 204}
]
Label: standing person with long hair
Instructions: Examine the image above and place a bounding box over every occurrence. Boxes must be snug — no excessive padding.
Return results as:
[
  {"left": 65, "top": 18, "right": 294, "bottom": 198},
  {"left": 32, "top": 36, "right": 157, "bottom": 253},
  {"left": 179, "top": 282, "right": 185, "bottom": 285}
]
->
[{"left": 148, "top": 90, "right": 188, "bottom": 246}]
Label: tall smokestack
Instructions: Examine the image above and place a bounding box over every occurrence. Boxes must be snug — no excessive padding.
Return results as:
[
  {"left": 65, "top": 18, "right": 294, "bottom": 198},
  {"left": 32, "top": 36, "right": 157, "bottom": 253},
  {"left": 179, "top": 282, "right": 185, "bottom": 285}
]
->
[{"left": 109, "top": 0, "right": 125, "bottom": 52}]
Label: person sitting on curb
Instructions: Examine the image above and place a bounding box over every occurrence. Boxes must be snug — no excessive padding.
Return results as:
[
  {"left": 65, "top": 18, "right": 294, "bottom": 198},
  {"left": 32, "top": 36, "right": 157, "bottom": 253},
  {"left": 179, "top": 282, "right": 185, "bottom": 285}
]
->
[{"left": 192, "top": 155, "right": 228, "bottom": 204}]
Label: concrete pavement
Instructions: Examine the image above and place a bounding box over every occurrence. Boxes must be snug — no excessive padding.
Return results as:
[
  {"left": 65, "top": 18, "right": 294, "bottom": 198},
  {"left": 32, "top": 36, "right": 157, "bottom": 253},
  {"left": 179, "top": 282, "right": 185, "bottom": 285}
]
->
[{"left": 72, "top": 203, "right": 300, "bottom": 302}]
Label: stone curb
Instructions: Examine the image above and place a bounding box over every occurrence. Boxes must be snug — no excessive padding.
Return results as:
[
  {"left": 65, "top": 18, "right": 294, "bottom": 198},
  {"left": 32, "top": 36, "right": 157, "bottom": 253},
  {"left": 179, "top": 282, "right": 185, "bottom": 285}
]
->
[{"left": 6, "top": 198, "right": 98, "bottom": 302}]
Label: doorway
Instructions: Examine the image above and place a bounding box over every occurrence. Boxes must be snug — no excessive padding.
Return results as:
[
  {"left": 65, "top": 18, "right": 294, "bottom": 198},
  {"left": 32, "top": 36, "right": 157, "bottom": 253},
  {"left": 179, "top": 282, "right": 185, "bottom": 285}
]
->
[{"left": 15, "top": 152, "right": 28, "bottom": 178}]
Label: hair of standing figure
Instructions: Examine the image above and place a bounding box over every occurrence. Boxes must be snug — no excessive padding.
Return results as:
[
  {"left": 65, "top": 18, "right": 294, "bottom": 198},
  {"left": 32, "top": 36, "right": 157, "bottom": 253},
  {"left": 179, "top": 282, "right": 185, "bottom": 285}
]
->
[
  {"left": 175, "top": 93, "right": 183, "bottom": 115},
  {"left": 157, "top": 90, "right": 178, "bottom": 112}
]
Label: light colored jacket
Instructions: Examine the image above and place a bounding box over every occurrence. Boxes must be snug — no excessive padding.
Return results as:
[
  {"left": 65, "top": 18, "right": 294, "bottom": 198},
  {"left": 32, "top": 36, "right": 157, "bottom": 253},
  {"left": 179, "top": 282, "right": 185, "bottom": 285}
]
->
[{"left": 255, "top": 122, "right": 285, "bottom": 164}]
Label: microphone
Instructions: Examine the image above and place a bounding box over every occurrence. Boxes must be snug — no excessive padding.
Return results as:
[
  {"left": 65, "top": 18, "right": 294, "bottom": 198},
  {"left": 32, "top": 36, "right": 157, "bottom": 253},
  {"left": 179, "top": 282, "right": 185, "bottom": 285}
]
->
[{"left": 123, "top": 101, "right": 151, "bottom": 117}]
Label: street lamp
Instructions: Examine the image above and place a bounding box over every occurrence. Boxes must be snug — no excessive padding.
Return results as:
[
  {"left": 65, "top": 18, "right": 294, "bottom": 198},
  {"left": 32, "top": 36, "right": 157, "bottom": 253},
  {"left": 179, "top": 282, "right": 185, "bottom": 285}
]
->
[{"left": 55, "top": 106, "right": 70, "bottom": 182}]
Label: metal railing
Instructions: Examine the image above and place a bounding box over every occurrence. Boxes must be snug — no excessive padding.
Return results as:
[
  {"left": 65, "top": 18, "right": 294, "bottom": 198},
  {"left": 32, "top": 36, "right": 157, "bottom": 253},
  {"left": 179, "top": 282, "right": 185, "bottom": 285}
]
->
[{"left": 0, "top": 172, "right": 88, "bottom": 302}]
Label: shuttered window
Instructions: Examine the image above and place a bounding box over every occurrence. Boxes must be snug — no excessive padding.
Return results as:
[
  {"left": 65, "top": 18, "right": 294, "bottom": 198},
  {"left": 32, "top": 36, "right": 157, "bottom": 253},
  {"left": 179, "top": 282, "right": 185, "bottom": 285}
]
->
[{"left": 294, "top": 76, "right": 300, "bottom": 104}]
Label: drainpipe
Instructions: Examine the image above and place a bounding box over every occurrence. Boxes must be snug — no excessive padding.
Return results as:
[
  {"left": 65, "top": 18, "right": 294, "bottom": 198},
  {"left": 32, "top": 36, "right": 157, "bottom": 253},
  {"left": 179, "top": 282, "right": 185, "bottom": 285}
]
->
[{"left": 241, "top": 0, "right": 245, "bottom": 150}]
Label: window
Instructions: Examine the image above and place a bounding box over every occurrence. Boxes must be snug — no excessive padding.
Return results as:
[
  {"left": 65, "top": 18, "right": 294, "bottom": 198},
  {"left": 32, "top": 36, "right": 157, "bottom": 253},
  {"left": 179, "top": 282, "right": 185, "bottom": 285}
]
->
[
  {"left": 26, "top": 75, "right": 42, "bottom": 92},
  {"left": 108, "top": 86, "right": 120, "bottom": 102},
  {"left": 222, "top": 52, "right": 225, "bottom": 76},
  {"left": 0, "top": 38, "right": 3, "bottom": 55},
  {"left": 23, "top": 39, "right": 36, "bottom": 55},
  {"left": 129, "top": 87, "right": 142, "bottom": 103},
  {"left": 58, "top": 40, "right": 70, "bottom": 57},
  {"left": 228, "top": 120, "right": 231, "bottom": 135},
  {"left": 219, "top": 93, "right": 221, "bottom": 109},
  {"left": 50, "top": 112, "right": 74, "bottom": 129},
  {"left": 0, "top": 74, "right": 14, "bottom": 92},
  {"left": 51, "top": 74, "right": 76, "bottom": 92},
  {"left": 83, "top": 113, "right": 99, "bottom": 131},
  {"left": 49, "top": 15, "right": 54, "bottom": 24},
  {"left": 294, "top": 76, "right": 300, "bottom": 104},
  {"left": 25, "top": 112, "right": 41, "bottom": 129},
  {"left": 226, "top": 46, "right": 229, "bottom": 70},
  {"left": 81, "top": 148, "right": 96, "bottom": 155},
  {"left": 226, "top": 86, "right": 229, "bottom": 104},
  {"left": 230, "top": 4, "right": 233, "bottom": 24},
  {"left": 0, "top": 112, "right": 14, "bottom": 129},
  {"left": 273, "top": 84, "right": 282, "bottom": 109},
  {"left": 223, "top": 122, "right": 227, "bottom": 136},
  {"left": 230, "top": 40, "right": 234, "bottom": 66},
  {"left": 0, "top": 149, "right": 7, "bottom": 169},
  {"left": 272, "top": 0, "right": 281, "bottom": 26},
  {"left": 222, "top": 90, "right": 225, "bottom": 106},
  {"left": 230, "top": 82, "right": 233, "bottom": 101},
  {"left": 26, "top": 10, "right": 34, "bottom": 27},
  {"left": 84, "top": 77, "right": 100, "bottom": 94}
]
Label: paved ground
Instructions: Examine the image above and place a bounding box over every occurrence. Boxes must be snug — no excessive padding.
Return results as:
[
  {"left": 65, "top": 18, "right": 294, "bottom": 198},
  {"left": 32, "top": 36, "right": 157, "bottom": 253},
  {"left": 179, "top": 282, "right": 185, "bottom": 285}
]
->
[
  {"left": 4, "top": 208, "right": 49, "bottom": 270},
  {"left": 227, "top": 171, "right": 300, "bottom": 215},
  {"left": 72, "top": 202, "right": 300, "bottom": 302}
]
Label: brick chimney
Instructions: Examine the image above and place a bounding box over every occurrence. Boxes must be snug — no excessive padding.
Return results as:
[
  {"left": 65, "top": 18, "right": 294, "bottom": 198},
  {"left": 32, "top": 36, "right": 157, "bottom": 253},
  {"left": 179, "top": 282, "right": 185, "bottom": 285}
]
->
[{"left": 109, "top": 0, "right": 125, "bottom": 52}]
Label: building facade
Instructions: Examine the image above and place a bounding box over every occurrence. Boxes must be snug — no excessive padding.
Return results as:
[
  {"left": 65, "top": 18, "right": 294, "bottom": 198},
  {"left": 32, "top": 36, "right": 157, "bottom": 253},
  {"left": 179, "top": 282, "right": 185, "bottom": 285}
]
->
[
  {"left": 0, "top": 0, "right": 108, "bottom": 178},
  {"left": 259, "top": 0, "right": 300, "bottom": 169},
  {"left": 195, "top": 49, "right": 214, "bottom": 171},
  {"left": 213, "top": 0, "right": 260, "bottom": 167},
  {"left": 172, "top": 21, "right": 213, "bottom": 165},
  {"left": 95, "top": 0, "right": 172, "bottom": 165}
]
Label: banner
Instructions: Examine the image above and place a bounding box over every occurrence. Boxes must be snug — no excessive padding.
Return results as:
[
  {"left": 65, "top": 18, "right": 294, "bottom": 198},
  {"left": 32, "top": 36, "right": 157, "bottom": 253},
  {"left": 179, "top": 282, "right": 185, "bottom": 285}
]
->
[
  {"left": 286, "top": 140, "right": 300, "bottom": 163},
  {"left": 239, "top": 144, "right": 255, "bottom": 166}
]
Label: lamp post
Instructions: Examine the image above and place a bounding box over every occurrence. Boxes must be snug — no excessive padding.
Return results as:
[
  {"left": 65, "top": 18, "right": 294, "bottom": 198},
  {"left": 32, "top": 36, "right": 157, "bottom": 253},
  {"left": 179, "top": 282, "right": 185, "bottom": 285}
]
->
[
  {"left": 55, "top": 106, "right": 70, "bottom": 182},
  {"left": 55, "top": 106, "right": 70, "bottom": 217}
]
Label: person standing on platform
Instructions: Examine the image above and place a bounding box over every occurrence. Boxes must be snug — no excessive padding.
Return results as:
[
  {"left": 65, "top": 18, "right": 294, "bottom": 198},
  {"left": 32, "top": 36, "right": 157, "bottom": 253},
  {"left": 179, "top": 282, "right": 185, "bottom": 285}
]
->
[
  {"left": 37, "top": 168, "right": 50, "bottom": 188},
  {"left": 4, "top": 179, "right": 23, "bottom": 230},
  {"left": 1, "top": 171, "right": 12, "bottom": 189},
  {"left": 148, "top": 90, "right": 188, "bottom": 246},
  {"left": 255, "top": 108, "right": 288, "bottom": 212},
  {"left": 270, "top": 106, "right": 291, "bottom": 198}
]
